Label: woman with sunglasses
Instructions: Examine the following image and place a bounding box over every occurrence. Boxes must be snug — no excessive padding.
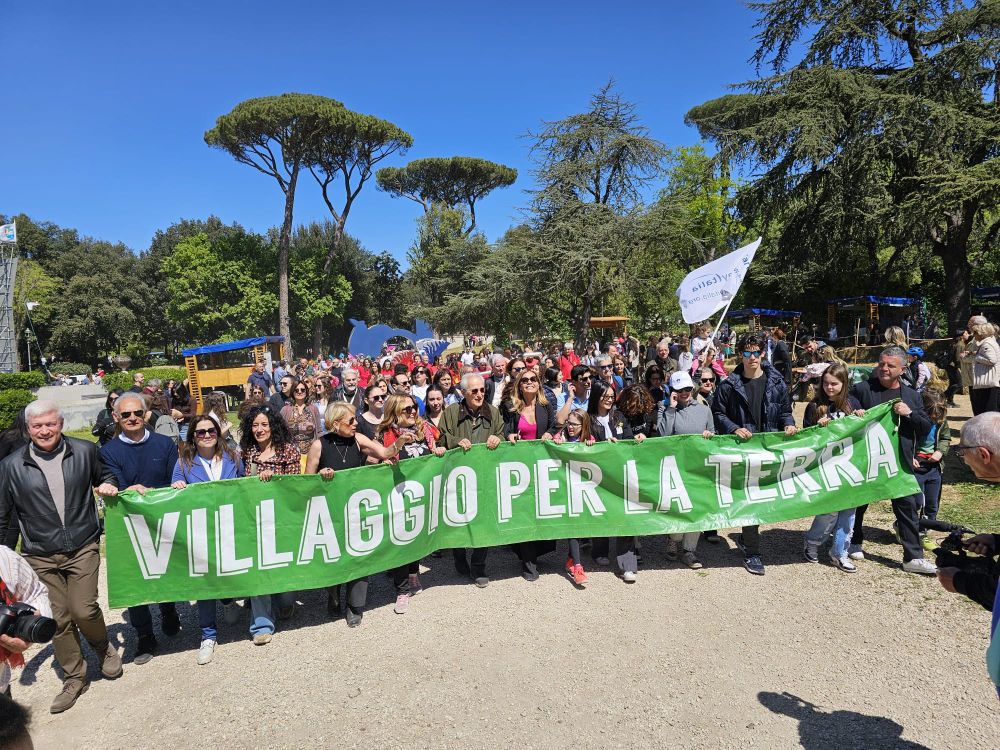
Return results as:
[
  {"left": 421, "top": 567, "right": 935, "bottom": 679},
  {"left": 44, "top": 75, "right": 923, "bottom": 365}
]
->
[
  {"left": 305, "top": 402, "right": 411, "bottom": 625},
  {"left": 171, "top": 414, "right": 244, "bottom": 664},
  {"left": 656, "top": 371, "right": 715, "bottom": 570},
  {"left": 356, "top": 382, "right": 388, "bottom": 440},
  {"left": 694, "top": 368, "right": 717, "bottom": 407},
  {"left": 279, "top": 378, "right": 323, "bottom": 470},
  {"left": 411, "top": 365, "right": 431, "bottom": 402},
  {"left": 644, "top": 365, "right": 667, "bottom": 404},
  {"left": 239, "top": 405, "right": 300, "bottom": 642},
  {"left": 377, "top": 394, "right": 444, "bottom": 613},
  {"left": 587, "top": 379, "right": 645, "bottom": 582},
  {"left": 432, "top": 369, "right": 462, "bottom": 407},
  {"left": 502, "top": 369, "right": 558, "bottom": 581},
  {"left": 611, "top": 356, "right": 633, "bottom": 391}
]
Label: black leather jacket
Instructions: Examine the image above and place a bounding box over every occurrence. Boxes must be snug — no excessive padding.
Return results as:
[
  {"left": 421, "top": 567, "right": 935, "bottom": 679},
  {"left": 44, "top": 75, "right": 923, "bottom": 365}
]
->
[{"left": 0, "top": 437, "right": 113, "bottom": 556}]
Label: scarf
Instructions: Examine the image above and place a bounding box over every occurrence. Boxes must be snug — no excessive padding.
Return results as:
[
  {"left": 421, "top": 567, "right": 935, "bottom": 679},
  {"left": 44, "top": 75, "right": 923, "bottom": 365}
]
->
[{"left": 0, "top": 576, "right": 24, "bottom": 668}]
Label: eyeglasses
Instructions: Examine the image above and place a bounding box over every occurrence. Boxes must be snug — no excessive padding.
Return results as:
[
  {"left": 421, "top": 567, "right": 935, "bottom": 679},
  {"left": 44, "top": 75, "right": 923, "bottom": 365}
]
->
[
  {"left": 119, "top": 409, "right": 144, "bottom": 419},
  {"left": 371, "top": 394, "right": 387, "bottom": 402},
  {"left": 566, "top": 421, "right": 582, "bottom": 428},
  {"left": 467, "top": 387, "right": 486, "bottom": 394},
  {"left": 512, "top": 366, "right": 525, "bottom": 373},
  {"left": 577, "top": 375, "right": 592, "bottom": 382},
  {"left": 676, "top": 387, "right": 694, "bottom": 393},
  {"left": 700, "top": 378, "right": 715, "bottom": 384},
  {"left": 401, "top": 406, "right": 417, "bottom": 414},
  {"left": 741, "top": 350, "right": 762, "bottom": 358},
  {"left": 194, "top": 428, "right": 218, "bottom": 438},
  {"left": 294, "top": 387, "right": 307, "bottom": 393},
  {"left": 600, "top": 364, "right": 613, "bottom": 370},
  {"left": 953, "top": 445, "right": 982, "bottom": 458},
  {"left": 396, "top": 380, "right": 411, "bottom": 386},
  {"left": 521, "top": 376, "right": 538, "bottom": 384}
]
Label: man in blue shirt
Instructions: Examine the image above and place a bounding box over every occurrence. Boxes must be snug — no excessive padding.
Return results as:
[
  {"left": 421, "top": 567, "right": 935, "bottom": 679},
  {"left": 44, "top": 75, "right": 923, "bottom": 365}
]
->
[
  {"left": 245, "top": 361, "right": 274, "bottom": 397},
  {"left": 100, "top": 393, "right": 179, "bottom": 665}
]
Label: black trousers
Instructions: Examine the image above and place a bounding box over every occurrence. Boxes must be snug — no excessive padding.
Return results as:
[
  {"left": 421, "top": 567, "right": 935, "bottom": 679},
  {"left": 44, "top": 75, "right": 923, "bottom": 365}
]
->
[
  {"left": 970, "top": 387, "right": 1000, "bottom": 416},
  {"left": 392, "top": 562, "right": 420, "bottom": 593},
  {"left": 453, "top": 547, "right": 489, "bottom": 576},
  {"left": 851, "top": 494, "right": 923, "bottom": 562}
]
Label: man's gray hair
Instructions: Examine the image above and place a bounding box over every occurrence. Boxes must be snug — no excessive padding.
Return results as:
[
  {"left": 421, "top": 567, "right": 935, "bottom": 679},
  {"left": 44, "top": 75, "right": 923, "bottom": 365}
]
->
[
  {"left": 460, "top": 372, "right": 485, "bottom": 391},
  {"left": 114, "top": 392, "right": 145, "bottom": 414},
  {"left": 880, "top": 345, "right": 908, "bottom": 365},
  {"left": 342, "top": 368, "right": 357, "bottom": 378},
  {"left": 961, "top": 412, "right": 1000, "bottom": 456},
  {"left": 147, "top": 378, "right": 162, "bottom": 389},
  {"left": 969, "top": 315, "right": 988, "bottom": 327},
  {"left": 25, "top": 399, "right": 63, "bottom": 423}
]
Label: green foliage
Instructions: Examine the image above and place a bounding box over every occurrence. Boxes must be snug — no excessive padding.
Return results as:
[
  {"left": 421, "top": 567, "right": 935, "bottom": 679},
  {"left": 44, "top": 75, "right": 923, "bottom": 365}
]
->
[
  {"left": 0, "top": 372, "right": 46, "bottom": 391},
  {"left": 161, "top": 232, "right": 278, "bottom": 343},
  {"left": 0, "top": 390, "right": 35, "bottom": 430},
  {"left": 102, "top": 367, "right": 187, "bottom": 393},
  {"left": 376, "top": 156, "right": 516, "bottom": 234},
  {"left": 686, "top": 0, "right": 1000, "bottom": 331},
  {"left": 406, "top": 205, "right": 489, "bottom": 313},
  {"left": 48, "top": 362, "right": 92, "bottom": 376}
]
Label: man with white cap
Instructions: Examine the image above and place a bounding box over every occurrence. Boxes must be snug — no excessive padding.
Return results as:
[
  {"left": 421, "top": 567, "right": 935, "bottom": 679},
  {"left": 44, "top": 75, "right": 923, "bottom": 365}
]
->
[{"left": 657, "top": 371, "right": 715, "bottom": 569}]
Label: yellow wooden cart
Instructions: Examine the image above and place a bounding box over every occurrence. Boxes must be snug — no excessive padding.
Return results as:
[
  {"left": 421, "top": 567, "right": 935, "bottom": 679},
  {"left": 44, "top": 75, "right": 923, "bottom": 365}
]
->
[{"left": 182, "top": 336, "right": 285, "bottom": 412}]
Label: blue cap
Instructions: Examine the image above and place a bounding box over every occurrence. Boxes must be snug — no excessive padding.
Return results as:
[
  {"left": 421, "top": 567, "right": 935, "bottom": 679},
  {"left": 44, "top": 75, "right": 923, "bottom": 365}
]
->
[{"left": 907, "top": 346, "right": 924, "bottom": 357}]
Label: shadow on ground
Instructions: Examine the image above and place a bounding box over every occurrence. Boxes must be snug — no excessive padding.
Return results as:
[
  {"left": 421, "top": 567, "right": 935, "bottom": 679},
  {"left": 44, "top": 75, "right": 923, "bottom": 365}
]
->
[{"left": 759, "top": 691, "right": 931, "bottom": 750}]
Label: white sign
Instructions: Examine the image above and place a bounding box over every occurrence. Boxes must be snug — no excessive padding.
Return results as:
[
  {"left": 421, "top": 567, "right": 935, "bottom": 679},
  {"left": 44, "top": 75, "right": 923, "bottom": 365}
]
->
[
  {"left": 675, "top": 238, "right": 761, "bottom": 324},
  {"left": 0, "top": 222, "right": 15, "bottom": 244}
]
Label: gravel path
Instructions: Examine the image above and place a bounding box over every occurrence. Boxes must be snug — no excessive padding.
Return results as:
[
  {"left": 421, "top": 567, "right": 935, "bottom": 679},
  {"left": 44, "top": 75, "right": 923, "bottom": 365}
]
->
[{"left": 11, "top": 398, "right": 1000, "bottom": 749}]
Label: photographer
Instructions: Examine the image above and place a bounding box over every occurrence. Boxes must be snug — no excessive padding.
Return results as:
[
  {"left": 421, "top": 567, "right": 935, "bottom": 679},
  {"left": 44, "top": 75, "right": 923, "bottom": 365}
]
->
[{"left": 0, "top": 544, "right": 51, "bottom": 699}]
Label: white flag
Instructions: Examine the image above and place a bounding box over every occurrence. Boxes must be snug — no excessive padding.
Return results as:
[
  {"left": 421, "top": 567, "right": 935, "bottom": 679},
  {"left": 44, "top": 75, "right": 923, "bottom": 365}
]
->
[
  {"left": 0, "top": 222, "right": 15, "bottom": 243},
  {"left": 675, "top": 238, "right": 761, "bottom": 324}
]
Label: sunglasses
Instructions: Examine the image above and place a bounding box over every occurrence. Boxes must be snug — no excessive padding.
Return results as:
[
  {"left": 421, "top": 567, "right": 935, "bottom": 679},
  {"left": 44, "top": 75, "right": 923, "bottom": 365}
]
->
[
  {"left": 521, "top": 376, "right": 538, "bottom": 384},
  {"left": 577, "top": 375, "right": 592, "bottom": 382},
  {"left": 401, "top": 406, "right": 417, "bottom": 415},
  {"left": 396, "top": 380, "right": 411, "bottom": 386},
  {"left": 119, "top": 409, "right": 145, "bottom": 419},
  {"left": 741, "top": 351, "right": 762, "bottom": 358},
  {"left": 294, "top": 387, "right": 308, "bottom": 393},
  {"left": 676, "top": 387, "right": 694, "bottom": 393},
  {"left": 371, "top": 394, "right": 387, "bottom": 402},
  {"left": 194, "top": 428, "right": 218, "bottom": 438},
  {"left": 467, "top": 387, "right": 486, "bottom": 394},
  {"left": 953, "top": 445, "right": 982, "bottom": 458},
  {"left": 512, "top": 366, "right": 525, "bottom": 373},
  {"left": 600, "top": 364, "right": 613, "bottom": 370},
  {"left": 700, "top": 378, "right": 715, "bottom": 384}
]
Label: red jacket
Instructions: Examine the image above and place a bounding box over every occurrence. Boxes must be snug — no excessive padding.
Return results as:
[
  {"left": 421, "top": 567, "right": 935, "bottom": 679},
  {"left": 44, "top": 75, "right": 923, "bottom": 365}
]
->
[{"left": 560, "top": 352, "right": 581, "bottom": 381}]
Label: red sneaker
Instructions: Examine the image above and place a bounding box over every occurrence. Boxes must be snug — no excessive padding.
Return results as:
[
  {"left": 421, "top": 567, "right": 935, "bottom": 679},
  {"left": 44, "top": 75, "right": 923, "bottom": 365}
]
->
[
  {"left": 571, "top": 563, "right": 588, "bottom": 586},
  {"left": 565, "top": 558, "right": 575, "bottom": 576}
]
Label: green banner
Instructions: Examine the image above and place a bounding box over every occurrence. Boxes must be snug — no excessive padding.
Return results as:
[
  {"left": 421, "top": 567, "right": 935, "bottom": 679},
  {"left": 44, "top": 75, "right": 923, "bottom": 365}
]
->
[{"left": 105, "top": 402, "right": 916, "bottom": 607}]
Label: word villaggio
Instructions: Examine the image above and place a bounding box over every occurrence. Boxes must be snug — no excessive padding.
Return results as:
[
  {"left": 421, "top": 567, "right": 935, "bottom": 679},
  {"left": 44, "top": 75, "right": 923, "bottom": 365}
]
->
[{"left": 122, "top": 422, "right": 899, "bottom": 579}]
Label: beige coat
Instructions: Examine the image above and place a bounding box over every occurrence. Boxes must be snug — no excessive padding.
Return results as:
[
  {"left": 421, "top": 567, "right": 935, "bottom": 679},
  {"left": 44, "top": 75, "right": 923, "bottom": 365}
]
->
[{"left": 969, "top": 335, "right": 1000, "bottom": 389}]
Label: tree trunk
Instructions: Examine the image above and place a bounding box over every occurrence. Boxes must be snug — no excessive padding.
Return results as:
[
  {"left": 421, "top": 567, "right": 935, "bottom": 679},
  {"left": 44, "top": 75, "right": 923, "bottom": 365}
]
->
[
  {"left": 278, "top": 168, "right": 299, "bottom": 360},
  {"left": 574, "top": 296, "right": 593, "bottom": 353},
  {"left": 932, "top": 206, "right": 974, "bottom": 335},
  {"left": 312, "top": 220, "right": 346, "bottom": 356}
]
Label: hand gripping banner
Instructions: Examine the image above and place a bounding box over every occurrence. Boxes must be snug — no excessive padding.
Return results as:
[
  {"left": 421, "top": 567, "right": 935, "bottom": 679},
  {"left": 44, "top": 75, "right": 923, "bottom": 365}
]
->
[{"left": 105, "top": 402, "right": 917, "bottom": 607}]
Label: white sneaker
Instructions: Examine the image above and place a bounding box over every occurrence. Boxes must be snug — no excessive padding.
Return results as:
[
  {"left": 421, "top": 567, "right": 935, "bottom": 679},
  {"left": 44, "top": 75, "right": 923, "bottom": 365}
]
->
[
  {"left": 621, "top": 571, "right": 637, "bottom": 583},
  {"left": 222, "top": 602, "right": 243, "bottom": 625},
  {"left": 847, "top": 544, "right": 865, "bottom": 561},
  {"left": 902, "top": 558, "right": 937, "bottom": 575},
  {"left": 197, "top": 639, "right": 215, "bottom": 665}
]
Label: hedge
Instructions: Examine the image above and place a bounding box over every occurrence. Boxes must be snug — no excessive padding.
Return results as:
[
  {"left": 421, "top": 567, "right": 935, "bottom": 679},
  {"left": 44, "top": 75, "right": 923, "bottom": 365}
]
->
[
  {"left": 103, "top": 367, "right": 188, "bottom": 393},
  {"left": 0, "top": 372, "right": 46, "bottom": 392},
  {"left": 0, "top": 389, "right": 35, "bottom": 430},
  {"left": 49, "top": 362, "right": 93, "bottom": 376}
]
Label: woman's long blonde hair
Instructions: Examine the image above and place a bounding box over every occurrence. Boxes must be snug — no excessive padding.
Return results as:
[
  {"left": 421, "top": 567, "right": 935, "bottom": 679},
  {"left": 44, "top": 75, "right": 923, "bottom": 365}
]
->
[
  {"left": 883, "top": 326, "right": 907, "bottom": 347},
  {"left": 510, "top": 368, "right": 548, "bottom": 413},
  {"left": 377, "top": 394, "right": 425, "bottom": 438}
]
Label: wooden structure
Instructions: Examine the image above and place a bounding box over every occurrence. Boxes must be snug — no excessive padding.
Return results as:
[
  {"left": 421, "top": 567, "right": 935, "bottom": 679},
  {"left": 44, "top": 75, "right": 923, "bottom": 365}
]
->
[
  {"left": 728, "top": 307, "right": 801, "bottom": 333},
  {"left": 827, "top": 295, "right": 920, "bottom": 333},
  {"left": 588, "top": 316, "right": 629, "bottom": 337},
  {"left": 182, "top": 336, "right": 285, "bottom": 412}
]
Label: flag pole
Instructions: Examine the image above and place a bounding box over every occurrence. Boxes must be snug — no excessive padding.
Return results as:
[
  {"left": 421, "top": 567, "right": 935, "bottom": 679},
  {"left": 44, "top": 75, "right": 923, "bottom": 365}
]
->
[{"left": 709, "top": 295, "right": 737, "bottom": 341}]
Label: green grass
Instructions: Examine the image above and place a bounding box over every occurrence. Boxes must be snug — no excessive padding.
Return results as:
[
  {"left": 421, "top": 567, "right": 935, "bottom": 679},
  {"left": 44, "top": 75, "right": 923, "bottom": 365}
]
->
[{"left": 66, "top": 427, "right": 98, "bottom": 443}]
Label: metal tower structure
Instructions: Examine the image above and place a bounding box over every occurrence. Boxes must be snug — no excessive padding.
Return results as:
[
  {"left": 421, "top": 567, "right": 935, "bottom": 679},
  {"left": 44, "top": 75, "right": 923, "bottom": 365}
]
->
[{"left": 0, "top": 240, "right": 18, "bottom": 372}]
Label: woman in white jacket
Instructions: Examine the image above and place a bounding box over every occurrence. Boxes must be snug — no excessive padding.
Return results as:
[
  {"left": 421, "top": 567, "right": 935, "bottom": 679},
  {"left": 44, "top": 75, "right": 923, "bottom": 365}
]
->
[{"left": 962, "top": 321, "right": 1000, "bottom": 415}]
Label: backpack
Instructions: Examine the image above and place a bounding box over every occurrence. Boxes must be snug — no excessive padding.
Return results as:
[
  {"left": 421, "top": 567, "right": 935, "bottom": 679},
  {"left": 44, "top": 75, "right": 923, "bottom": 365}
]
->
[{"left": 154, "top": 414, "right": 180, "bottom": 445}]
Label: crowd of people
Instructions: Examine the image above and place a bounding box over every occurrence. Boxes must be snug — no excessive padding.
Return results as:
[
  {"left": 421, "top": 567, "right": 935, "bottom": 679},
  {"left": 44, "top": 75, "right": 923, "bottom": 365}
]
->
[{"left": 0, "top": 314, "right": 998, "bottom": 720}]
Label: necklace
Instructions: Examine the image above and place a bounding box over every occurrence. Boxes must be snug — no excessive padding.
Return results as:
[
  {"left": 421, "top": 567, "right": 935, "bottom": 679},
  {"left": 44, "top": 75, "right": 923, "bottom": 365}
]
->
[{"left": 329, "top": 435, "right": 355, "bottom": 467}]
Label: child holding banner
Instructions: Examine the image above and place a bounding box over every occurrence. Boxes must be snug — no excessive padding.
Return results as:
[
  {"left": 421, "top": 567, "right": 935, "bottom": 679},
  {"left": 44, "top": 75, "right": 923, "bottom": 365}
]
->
[
  {"left": 552, "top": 410, "right": 594, "bottom": 585},
  {"left": 802, "top": 364, "right": 865, "bottom": 572}
]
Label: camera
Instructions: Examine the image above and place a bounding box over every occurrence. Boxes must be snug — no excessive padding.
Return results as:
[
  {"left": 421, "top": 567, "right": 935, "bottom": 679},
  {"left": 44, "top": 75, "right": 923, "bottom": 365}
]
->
[
  {"left": 920, "top": 519, "right": 997, "bottom": 577},
  {"left": 0, "top": 602, "right": 57, "bottom": 644}
]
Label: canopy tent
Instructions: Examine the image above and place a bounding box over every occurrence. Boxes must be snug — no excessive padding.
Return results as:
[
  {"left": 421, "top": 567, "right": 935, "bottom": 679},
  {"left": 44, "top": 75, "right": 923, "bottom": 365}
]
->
[
  {"left": 728, "top": 308, "right": 802, "bottom": 333},
  {"left": 972, "top": 286, "right": 1000, "bottom": 301},
  {"left": 827, "top": 295, "right": 921, "bottom": 333},
  {"left": 588, "top": 316, "right": 629, "bottom": 336},
  {"left": 182, "top": 336, "right": 284, "bottom": 357}
]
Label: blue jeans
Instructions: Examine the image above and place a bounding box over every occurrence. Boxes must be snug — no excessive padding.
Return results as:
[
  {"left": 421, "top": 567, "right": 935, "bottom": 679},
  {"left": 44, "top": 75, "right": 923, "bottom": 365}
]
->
[
  {"left": 805, "top": 509, "right": 856, "bottom": 559},
  {"left": 916, "top": 467, "right": 942, "bottom": 520},
  {"left": 197, "top": 600, "right": 217, "bottom": 641},
  {"left": 249, "top": 592, "right": 296, "bottom": 637}
]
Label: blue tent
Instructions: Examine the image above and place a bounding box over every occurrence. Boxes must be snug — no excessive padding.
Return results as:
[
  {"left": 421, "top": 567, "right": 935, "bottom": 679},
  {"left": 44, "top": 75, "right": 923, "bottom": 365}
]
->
[
  {"left": 729, "top": 307, "right": 802, "bottom": 319},
  {"left": 972, "top": 286, "right": 1000, "bottom": 301},
  {"left": 828, "top": 295, "right": 918, "bottom": 307},
  {"left": 182, "top": 336, "right": 284, "bottom": 357}
]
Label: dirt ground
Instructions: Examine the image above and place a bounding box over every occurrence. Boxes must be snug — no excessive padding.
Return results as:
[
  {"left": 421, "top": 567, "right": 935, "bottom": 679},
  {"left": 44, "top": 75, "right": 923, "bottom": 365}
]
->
[{"left": 11, "top": 396, "right": 1000, "bottom": 750}]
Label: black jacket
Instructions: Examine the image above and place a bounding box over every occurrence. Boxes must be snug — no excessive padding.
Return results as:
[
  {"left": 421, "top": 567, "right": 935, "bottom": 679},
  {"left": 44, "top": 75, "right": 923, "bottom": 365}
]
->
[
  {"left": 712, "top": 361, "right": 794, "bottom": 434},
  {"left": 590, "top": 408, "right": 635, "bottom": 441},
  {"left": 0, "top": 437, "right": 114, "bottom": 556},
  {"left": 850, "top": 375, "right": 931, "bottom": 464},
  {"left": 502, "top": 400, "right": 557, "bottom": 439},
  {"left": 771, "top": 341, "right": 791, "bottom": 383}
]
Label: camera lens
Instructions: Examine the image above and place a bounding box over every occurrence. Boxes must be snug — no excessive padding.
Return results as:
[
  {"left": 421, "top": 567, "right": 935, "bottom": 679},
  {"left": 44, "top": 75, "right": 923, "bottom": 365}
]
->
[{"left": 13, "top": 613, "right": 57, "bottom": 644}]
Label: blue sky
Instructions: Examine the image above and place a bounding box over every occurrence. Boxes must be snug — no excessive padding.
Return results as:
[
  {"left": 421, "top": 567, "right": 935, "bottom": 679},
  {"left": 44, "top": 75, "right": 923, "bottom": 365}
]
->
[{"left": 4, "top": 1, "right": 764, "bottom": 266}]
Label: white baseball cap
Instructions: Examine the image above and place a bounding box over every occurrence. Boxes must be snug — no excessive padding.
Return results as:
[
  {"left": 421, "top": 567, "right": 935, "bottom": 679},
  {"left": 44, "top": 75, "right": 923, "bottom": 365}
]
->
[{"left": 669, "top": 371, "right": 695, "bottom": 390}]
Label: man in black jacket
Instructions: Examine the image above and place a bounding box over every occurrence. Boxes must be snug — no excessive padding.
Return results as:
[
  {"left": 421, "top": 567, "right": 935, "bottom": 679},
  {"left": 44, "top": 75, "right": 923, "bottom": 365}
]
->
[
  {"left": 0, "top": 400, "right": 123, "bottom": 714},
  {"left": 849, "top": 346, "right": 936, "bottom": 574},
  {"left": 712, "top": 333, "right": 798, "bottom": 575}
]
